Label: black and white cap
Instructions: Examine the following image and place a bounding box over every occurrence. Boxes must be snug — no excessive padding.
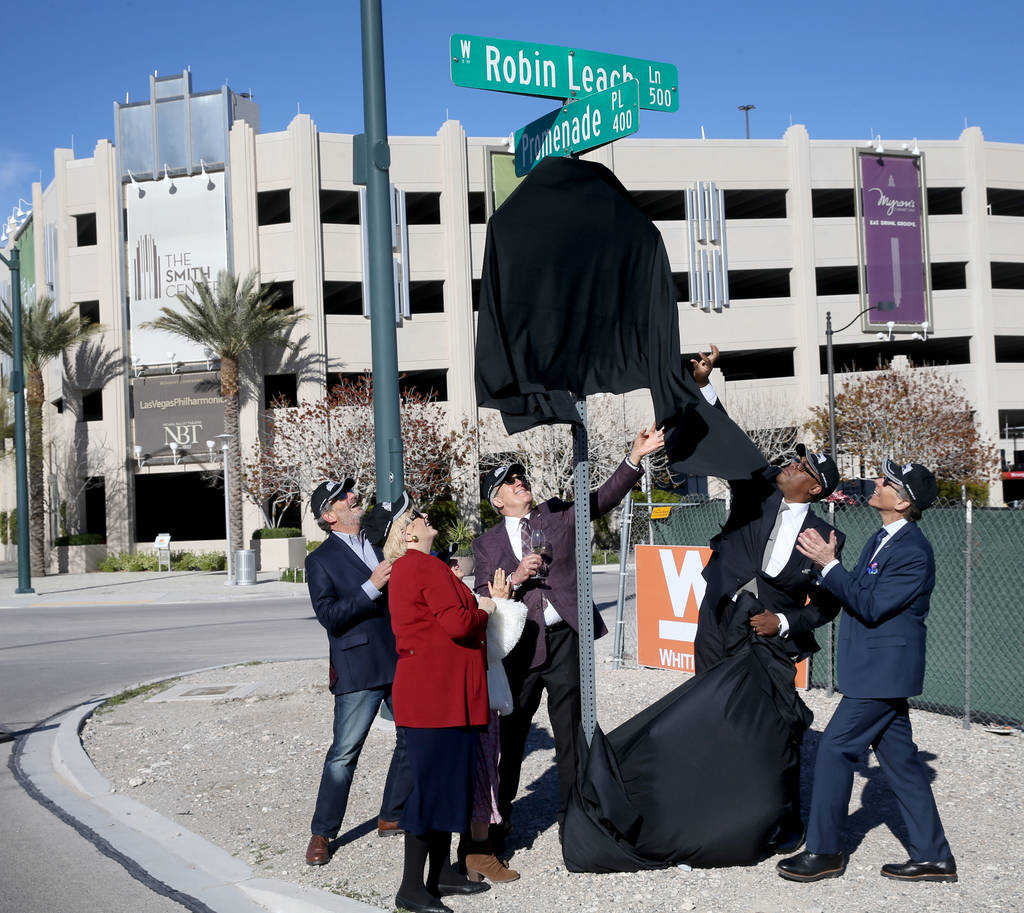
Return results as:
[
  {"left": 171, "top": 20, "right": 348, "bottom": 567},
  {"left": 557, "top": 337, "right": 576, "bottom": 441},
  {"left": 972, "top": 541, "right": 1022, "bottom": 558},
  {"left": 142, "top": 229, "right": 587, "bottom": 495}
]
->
[
  {"left": 310, "top": 479, "right": 355, "bottom": 517},
  {"left": 484, "top": 462, "right": 527, "bottom": 502},
  {"left": 882, "top": 458, "right": 938, "bottom": 510},
  {"left": 361, "top": 490, "right": 412, "bottom": 547},
  {"left": 795, "top": 443, "right": 840, "bottom": 499}
]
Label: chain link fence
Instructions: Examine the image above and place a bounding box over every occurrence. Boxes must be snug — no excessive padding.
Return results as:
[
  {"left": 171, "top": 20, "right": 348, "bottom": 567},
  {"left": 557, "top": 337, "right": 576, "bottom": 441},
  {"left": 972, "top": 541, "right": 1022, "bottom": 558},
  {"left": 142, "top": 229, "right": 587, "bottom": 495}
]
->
[{"left": 612, "top": 495, "right": 1024, "bottom": 729}]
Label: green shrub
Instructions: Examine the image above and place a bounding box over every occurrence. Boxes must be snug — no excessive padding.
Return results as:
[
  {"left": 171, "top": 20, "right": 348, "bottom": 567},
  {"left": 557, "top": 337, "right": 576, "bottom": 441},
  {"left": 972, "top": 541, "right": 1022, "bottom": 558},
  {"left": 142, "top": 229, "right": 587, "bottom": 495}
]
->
[
  {"left": 99, "top": 552, "right": 159, "bottom": 572},
  {"left": 280, "top": 567, "right": 306, "bottom": 583},
  {"left": 480, "top": 499, "right": 500, "bottom": 530},
  {"left": 936, "top": 479, "right": 988, "bottom": 503},
  {"left": 0, "top": 511, "right": 7, "bottom": 545},
  {"left": 54, "top": 533, "right": 104, "bottom": 547},
  {"left": 424, "top": 500, "right": 459, "bottom": 553},
  {"left": 252, "top": 527, "right": 303, "bottom": 539},
  {"left": 307, "top": 539, "right": 323, "bottom": 553},
  {"left": 170, "top": 550, "right": 226, "bottom": 570}
]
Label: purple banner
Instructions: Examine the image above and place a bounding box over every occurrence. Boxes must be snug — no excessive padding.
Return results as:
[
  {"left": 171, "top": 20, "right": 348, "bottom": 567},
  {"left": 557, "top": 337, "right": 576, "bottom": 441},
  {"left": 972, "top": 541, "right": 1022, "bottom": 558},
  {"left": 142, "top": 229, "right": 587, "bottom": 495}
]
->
[{"left": 859, "top": 153, "right": 928, "bottom": 326}]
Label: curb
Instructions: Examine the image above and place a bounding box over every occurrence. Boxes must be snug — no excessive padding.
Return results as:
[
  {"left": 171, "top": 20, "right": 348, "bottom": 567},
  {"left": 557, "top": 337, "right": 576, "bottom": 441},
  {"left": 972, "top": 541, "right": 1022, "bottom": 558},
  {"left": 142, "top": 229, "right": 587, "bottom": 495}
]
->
[{"left": 16, "top": 688, "right": 386, "bottom": 913}]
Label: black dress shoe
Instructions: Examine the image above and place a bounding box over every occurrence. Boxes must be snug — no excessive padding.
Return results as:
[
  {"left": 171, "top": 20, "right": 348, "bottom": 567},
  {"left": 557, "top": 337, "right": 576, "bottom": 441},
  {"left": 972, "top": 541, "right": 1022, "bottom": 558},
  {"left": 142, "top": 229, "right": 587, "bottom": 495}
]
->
[
  {"left": 881, "top": 858, "right": 958, "bottom": 883},
  {"left": 436, "top": 878, "right": 490, "bottom": 896},
  {"left": 395, "top": 893, "right": 453, "bottom": 913},
  {"left": 777, "top": 851, "right": 846, "bottom": 882},
  {"left": 769, "top": 824, "right": 806, "bottom": 855}
]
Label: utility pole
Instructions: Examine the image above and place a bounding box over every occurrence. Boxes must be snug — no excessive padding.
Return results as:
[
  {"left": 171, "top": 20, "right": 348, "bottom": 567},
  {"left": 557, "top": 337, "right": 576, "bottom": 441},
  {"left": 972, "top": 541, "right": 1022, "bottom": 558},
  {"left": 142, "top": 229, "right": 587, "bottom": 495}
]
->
[{"left": 738, "top": 104, "right": 755, "bottom": 139}]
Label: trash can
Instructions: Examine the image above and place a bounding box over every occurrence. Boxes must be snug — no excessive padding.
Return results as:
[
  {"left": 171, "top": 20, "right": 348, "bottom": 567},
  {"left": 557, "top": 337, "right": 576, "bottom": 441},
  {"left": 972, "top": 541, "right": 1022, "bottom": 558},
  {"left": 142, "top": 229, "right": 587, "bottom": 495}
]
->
[{"left": 235, "top": 549, "right": 257, "bottom": 586}]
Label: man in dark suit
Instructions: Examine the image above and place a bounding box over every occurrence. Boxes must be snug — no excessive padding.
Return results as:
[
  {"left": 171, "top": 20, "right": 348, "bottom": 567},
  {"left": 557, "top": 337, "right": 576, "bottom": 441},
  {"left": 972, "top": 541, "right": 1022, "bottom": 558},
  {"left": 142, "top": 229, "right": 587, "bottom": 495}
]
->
[
  {"left": 303, "top": 480, "right": 410, "bottom": 867},
  {"left": 778, "top": 458, "right": 957, "bottom": 884},
  {"left": 473, "top": 426, "right": 664, "bottom": 833}
]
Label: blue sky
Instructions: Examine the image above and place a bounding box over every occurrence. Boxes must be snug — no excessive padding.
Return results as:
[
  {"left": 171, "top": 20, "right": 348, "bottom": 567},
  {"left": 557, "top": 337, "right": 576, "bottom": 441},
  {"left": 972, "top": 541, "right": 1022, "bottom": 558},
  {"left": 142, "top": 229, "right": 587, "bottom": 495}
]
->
[{"left": 2, "top": 0, "right": 1019, "bottom": 207}]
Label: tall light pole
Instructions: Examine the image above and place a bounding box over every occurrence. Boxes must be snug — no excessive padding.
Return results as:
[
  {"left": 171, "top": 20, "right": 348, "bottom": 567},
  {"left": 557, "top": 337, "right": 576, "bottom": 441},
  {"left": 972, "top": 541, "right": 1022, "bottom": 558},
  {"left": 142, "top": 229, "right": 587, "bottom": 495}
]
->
[
  {"left": 738, "top": 104, "right": 755, "bottom": 139},
  {"left": 0, "top": 245, "right": 34, "bottom": 594},
  {"left": 824, "top": 301, "right": 897, "bottom": 462},
  {"left": 214, "top": 434, "right": 235, "bottom": 585}
]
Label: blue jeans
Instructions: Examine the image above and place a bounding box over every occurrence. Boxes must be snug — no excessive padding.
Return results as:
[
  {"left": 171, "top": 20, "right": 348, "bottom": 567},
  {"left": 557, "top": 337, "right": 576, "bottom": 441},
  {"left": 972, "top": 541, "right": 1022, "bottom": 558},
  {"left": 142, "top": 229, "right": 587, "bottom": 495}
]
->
[{"left": 310, "top": 686, "right": 410, "bottom": 838}]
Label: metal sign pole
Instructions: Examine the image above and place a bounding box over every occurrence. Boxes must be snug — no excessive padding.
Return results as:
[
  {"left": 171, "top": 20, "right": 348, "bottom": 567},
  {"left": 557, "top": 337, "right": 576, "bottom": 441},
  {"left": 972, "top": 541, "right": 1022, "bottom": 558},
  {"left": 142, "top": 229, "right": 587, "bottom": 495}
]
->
[{"left": 573, "top": 396, "right": 597, "bottom": 746}]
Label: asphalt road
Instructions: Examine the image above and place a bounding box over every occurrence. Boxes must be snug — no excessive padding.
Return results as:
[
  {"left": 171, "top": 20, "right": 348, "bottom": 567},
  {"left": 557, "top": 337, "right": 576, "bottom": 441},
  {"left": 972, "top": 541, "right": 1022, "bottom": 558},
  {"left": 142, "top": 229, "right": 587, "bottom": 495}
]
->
[
  {"left": 0, "top": 595, "right": 321, "bottom": 913},
  {"left": 0, "top": 574, "right": 625, "bottom": 913}
]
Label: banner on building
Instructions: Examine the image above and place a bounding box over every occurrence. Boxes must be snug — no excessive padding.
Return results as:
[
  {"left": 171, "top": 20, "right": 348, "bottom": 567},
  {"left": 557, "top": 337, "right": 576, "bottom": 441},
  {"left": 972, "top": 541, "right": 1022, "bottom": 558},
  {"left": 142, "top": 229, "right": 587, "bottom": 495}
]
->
[
  {"left": 635, "top": 544, "right": 808, "bottom": 688},
  {"left": 126, "top": 172, "right": 227, "bottom": 365},
  {"left": 855, "top": 150, "right": 931, "bottom": 331},
  {"left": 131, "top": 371, "right": 225, "bottom": 459}
]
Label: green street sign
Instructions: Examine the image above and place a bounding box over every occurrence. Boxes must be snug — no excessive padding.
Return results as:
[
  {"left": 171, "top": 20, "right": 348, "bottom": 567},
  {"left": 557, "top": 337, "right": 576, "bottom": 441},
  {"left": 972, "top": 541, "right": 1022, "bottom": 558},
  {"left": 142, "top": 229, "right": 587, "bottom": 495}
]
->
[
  {"left": 450, "top": 34, "right": 678, "bottom": 113},
  {"left": 513, "top": 79, "right": 640, "bottom": 176}
]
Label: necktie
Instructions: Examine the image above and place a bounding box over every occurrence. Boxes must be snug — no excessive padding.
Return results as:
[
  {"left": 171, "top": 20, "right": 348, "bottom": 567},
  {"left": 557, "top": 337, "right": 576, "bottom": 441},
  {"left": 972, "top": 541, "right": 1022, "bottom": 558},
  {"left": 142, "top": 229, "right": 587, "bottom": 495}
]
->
[
  {"left": 761, "top": 502, "right": 789, "bottom": 571},
  {"left": 871, "top": 528, "right": 888, "bottom": 556},
  {"left": 520, "top": 516, "right": 532, "bottom": 557}
]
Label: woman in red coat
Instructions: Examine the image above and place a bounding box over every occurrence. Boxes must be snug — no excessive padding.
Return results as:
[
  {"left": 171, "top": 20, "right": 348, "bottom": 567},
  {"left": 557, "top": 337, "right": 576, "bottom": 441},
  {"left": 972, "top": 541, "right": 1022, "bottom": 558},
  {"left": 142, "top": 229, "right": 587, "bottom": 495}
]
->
[{"left": 382, "top": 493, "right": 493, "bottom": 913}]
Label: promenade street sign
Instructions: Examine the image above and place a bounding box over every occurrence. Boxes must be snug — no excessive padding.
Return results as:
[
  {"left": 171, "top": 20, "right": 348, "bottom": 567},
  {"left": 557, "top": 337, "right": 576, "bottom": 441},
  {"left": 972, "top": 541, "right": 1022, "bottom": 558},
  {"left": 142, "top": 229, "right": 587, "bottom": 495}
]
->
[
  {"left": 513, "top": 79, "right": 640, "bottom": 176},
  {"left": 450, "top": 34, "right": 678, "bottom": 112}
]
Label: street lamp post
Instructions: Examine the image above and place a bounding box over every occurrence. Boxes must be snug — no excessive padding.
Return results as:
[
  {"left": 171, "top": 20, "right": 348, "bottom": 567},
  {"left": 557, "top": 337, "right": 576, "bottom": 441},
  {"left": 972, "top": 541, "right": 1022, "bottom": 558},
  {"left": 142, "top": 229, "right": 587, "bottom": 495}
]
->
[
  {"left": 738, "top": 104, "right": 755, "bottom": 139},
  {"left": 214, "top": 434, "right": 234, "bottom": 586},
  {"left": 0, "top": 245, "right": 34, "bottom": 594}
]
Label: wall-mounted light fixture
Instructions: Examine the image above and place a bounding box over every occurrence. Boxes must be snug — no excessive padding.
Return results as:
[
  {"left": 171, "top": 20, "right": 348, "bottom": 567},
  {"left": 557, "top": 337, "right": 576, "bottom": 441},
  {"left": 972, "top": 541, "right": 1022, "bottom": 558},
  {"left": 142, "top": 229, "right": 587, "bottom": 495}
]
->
[
  {"left": 203, "top": 346, "right": 216, "bottom": 370},
  {"left": 169, "top": 441, "right": 187, "bottom": 465},
  {"left": 168, "top": 352, "right": 179, "bottom": 374},
  {"left": 164, "top": 164, "right": 177, "bottom": 194},
  {"left": 131, "top": 354, "right": 145, "bottom": 377},
  {"left": 133, "top": 444, "right": 148, "bottom": 468}
]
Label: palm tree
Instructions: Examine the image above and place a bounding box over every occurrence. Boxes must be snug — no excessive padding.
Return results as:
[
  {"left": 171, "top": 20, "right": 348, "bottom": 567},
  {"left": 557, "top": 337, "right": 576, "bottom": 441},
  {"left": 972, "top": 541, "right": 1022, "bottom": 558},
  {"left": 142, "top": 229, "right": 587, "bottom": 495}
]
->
[
  {"left": 141, "top": 269, "right": 300, "bottom": 553},
  {"left": 0, "top": 295, "right": 102, "bottom": 575}
]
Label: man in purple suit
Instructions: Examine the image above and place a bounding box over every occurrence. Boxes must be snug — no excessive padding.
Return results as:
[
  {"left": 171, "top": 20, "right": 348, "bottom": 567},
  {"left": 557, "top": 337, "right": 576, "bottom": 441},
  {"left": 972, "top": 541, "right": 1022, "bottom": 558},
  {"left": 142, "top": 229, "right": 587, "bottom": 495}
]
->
[{"left": 473, "top": 426, "right": 664, "bottom": 835}]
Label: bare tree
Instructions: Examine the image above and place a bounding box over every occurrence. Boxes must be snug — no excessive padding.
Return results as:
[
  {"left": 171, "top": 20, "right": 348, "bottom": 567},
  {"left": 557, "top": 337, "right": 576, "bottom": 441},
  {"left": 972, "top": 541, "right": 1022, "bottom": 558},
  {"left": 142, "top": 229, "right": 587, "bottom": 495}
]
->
[{"left": 804, "top": 361, "right": 999, "bottom": 486}]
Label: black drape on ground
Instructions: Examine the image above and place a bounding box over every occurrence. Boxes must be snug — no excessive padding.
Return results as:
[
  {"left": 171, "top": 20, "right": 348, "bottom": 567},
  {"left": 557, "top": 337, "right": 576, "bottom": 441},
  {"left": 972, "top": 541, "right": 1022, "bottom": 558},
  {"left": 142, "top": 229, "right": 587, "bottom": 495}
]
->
[
  {"left": 561, "top": 600, "right": 813, "bottom": 871},
  {"left": 475, "top": 156, "right": 763, "bottom": 481}
]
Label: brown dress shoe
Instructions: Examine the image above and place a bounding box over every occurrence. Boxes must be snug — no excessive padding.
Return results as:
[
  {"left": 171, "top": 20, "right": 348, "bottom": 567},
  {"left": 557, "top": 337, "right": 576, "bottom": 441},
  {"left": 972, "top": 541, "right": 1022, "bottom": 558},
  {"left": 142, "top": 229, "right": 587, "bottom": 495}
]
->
[
  {"left": 305, "top": 834, "right": 330, "bottom": 866},
  {"left": 465, "top": 850, "right": 520, "bottom": 883},
  {"left": 378, "top": 817, "right": 404, "bottom": 836}
]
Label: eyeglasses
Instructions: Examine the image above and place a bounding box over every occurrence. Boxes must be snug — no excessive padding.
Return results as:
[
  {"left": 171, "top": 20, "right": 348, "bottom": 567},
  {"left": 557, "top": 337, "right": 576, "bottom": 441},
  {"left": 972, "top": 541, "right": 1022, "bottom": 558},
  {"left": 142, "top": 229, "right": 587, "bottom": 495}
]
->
[
  {"left": 792, "top": 458, "right": 820, "bottom": 482},
  {"left": 411, "top": 509, "right": 425, "bottom": 521},
  {"left": 503, "top": 473, "right": 528, "bottom": 488}
]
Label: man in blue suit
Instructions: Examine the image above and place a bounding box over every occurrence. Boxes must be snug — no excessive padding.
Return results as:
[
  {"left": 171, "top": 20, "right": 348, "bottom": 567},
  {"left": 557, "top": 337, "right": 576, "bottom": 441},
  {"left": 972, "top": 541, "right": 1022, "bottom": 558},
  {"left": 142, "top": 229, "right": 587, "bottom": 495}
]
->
[
  {"left": 777, "top": 458, "right": 957, "bottom": 884},
  {"left": 303, "top": 480, "right": 410, "bottom": 867}
]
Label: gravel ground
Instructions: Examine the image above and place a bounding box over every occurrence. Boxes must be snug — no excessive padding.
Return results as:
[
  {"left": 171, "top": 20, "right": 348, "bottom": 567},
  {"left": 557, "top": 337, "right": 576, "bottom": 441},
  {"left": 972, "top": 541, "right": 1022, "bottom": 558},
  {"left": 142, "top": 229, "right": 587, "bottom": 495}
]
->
[{"left": 82, "top": 650, "right": 1023, "bottom": 913}]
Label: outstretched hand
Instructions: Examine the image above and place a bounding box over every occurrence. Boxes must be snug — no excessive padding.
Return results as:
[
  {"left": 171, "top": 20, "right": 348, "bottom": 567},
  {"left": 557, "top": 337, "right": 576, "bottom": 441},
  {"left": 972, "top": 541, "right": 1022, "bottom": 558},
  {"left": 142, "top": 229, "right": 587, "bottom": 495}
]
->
[
  {"left": 796, "top": 528, "right": 838, "bottom": 569},
  {"left": 690, "top": 344, "right": 720, "bottom": 387},
  {"left": 629, "top": 423, "right": 665, "bottom": 464}
]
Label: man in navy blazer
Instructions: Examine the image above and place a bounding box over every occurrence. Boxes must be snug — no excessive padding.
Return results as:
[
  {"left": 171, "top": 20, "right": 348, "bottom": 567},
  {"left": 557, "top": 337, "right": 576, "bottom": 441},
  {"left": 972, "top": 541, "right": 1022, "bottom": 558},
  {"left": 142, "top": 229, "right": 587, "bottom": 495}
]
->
[
  {"left": 779, "top": 458, "right": 957, "bottom": 884},
  {"left": 473, "top": 426, "right": 664, "bottom": 834},
  {"left": 303, "top": 480, "right": 410, "bottom": 867}
]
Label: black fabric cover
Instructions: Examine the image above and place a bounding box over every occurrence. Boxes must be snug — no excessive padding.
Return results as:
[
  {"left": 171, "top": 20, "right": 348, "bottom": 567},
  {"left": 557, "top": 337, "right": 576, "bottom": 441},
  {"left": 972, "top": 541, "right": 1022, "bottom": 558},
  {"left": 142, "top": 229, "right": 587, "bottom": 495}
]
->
[
  {"left": 475, "top": 156, "right": 763, "bottom": 481},
  {"left": 562, "top": 598, "right": 813, "bottom": 871}
]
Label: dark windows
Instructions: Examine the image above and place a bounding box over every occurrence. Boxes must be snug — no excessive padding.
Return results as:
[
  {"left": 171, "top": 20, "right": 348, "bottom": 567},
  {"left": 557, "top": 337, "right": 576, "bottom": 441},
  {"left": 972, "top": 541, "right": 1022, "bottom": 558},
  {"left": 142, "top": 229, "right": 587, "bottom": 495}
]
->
[
  {"left": 262, "top": 280, "right": 294, "bottom": 311},
  {"left": 400, "top": 369, "right": 448, "bottom": 400},
  {"left": 320, "top": 190, "right": 359, "bottom": 224},
  {"left": 323, "top": 281, "right": 363, "bottom": 316},
  {"left": 815, "top": 266, "right": 859, "bottom": 296},
  {"left": 988, "top": 188, "right": 1024, "bottom": 217},
  {"left": 995, "top": 337, "right": 1024, "bottom": 363},
  {"left": 723, "top": 189, "right": 787, "bottom": 219},
  {"left": 257, "top": 189, "right": 291, "bottom": 226},
  {"left": 819, "top": 336, "right": 971, "bottom": 374},
  {"left": 712, "top": 347, "right": 795, "bottom": 380},
  {"left": 74, "top": 213, "right": 97, "bottom": 247},
  {"left": 78, "top": 300, "right": 100, "bottom": 325},
  {"left": 727, "top": 268, "right": 790, "bottom": 299},
  {"left": 992, "top": 262, "right": 1024, "bottom": 290},
  {"left": 409, "top": 280, "right": 445, "bottom": 314},
  {"left": 264, "top": 373, "right": 298, "bottom": 408},
  {"left": 630, "top": 190, "right": 684, "bottom": 222},
  {"left": 927, "top": 187, "right": 963, "bottom": 216},
  {"left": 405, "top": 192, "right": 441, "bottom": 225},
  {"left": 930, "top": 262, "right": 967, "bottom": 291},
  {"left": 812, "top": 189, "right": 856, "bottom": 218},
  {"left": 671, "top": 272, "right": 690, "bottom": 301},
  {"left": 81, "top": 389, "right": 103, "bottom": 422},
  {"left": 468, "top": 191, "right": 487, "bottom": 224}
]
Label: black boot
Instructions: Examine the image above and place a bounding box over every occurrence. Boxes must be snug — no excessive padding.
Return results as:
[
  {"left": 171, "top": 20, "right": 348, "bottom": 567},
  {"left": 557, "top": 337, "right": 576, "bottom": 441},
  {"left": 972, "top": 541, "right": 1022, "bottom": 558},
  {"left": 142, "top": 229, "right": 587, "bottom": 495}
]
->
[
  {"left": 428, "top": 831, "right": 489, "bottom": 897},
  {"left": 396, "top": 832, "right": 452, "bottom": 913}
]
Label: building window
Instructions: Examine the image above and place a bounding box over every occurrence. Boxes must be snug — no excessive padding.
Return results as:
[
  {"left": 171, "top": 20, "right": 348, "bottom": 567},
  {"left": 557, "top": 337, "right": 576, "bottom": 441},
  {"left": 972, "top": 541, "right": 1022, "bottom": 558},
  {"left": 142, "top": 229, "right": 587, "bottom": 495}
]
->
[
  {"left": 264, "top": 373, "right": 298, "bottom": 408},
  {"left": 995, "top": 336, "right": 1024, "bottom": 363},
  {"left": 727, "top": 268, "right": 791, "bottom": 299},
  {"left": 258, "top": 189, "right": 291, "bottom": 225},
  {"left": 405, "top": 192, "right": 441, "bottom": 225},
  {"left": 472, "top": 278, "right": 481, "bottom": 312},
  {"left": 991, "top": 262, "right": 1024, "bottom": 290},
  {"left": 723, "top": 189, "right": 787, "bottom": 219},
  {"left": 671, "top": 272, "right": 690, "bottom": 301},
  {"left": 930, "top": 262, "right": 967, "bottom": 291},
  {"left": 820, "top": 336, "right": 972, "bottom": 374},
  {"left": 400, "top": 369, "right": 448, "bottom": 400},
  {"left": 262, "top": 280, "right": 294, "bottom": 310},
  {"left": 81, "top": 390, "right": 103, "bottom": 422},
  {"left": 409, "top": 280, "right": 445, "bottom": 314},
  {"left": 78, "top": 300, "right": 100, "bottom": 325},
  {"left": 927, "top": 187, "right": 963, "bottom": 216},
  {"left": 323, "top": 281, "right": 363, "bottom": 316},
  {"left": 815, "top": 266, "right": 859, "bottom": 296},
  {"left": 321, "top": 190, "right": 359, "bottom": 225},
  {"left": 713, "top": 347, "right": 795, "bottom": 380},
  {"left": 630, "top": 190, "right": 684, "bottom": 222},
  {"left": 988, "top": 188, "right": 1024, "bottom": 217},
  {"left": 75, "top": 213, "right": 97, "bottom": 247},
  {"left": 468, "top": 191, "right": 487, "bottom": 224},
  {"left": 812, "top": 189, "right": 855, "bottom": 218},
  {"left": 52, "top": 397, "right": 64, "bottom": 415}
]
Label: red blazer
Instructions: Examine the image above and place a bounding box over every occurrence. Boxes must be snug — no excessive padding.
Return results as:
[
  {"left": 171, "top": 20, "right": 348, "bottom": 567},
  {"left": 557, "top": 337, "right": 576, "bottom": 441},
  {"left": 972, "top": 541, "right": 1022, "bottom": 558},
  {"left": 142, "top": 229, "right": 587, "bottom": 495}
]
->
[{"left": 389, "top": 548, "right": 490, "bottom": 728}]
